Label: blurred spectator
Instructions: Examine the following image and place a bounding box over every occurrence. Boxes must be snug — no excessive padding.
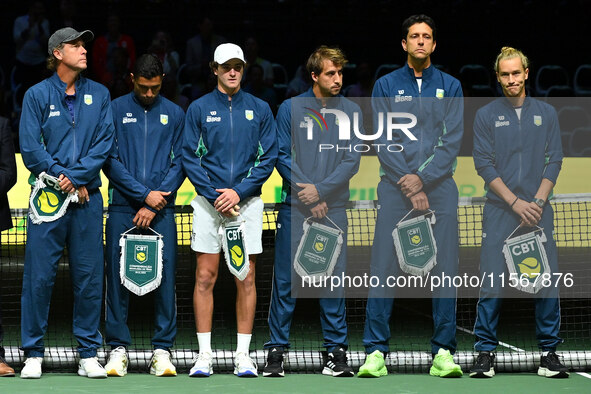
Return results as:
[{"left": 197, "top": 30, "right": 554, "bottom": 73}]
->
[
  {"left": 106, "top": 47, "right": 133, "bottom": 99},
  {"left": 52, "top": 0, "right": 77, "bottom": 29},
  {"left": 148, "top": 30, "right": 180, "bottom": 76},
  {"left": 160, "top": 74, "right": 190, "bottom": 112},
  {"left": 92, "top": 14, "right": 136, "bottom": 88},
  {"left": 185, "top": 17, "right": 225, "bottom": 86},
  {"left": 13, "top": 1, "right": 51, "bottom": 90},
  {"left": 286, "top": 64, "right": 311, "bottom": 98},
  {"left": 345, "top": 62, "right": 373, "bottom": 97},
  {"left": 243, "top": 63, "right": 278, "bottom": 113},
  {"left": 244, "top": 37, "right": 274, "bottom": 87}
]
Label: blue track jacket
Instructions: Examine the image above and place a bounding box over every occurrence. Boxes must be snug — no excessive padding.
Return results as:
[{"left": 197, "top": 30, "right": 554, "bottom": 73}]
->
[
  {"left": 104, "top": 93, "right": 185, "bottom": 212},
  {"left": 275, "top": 88, "right": 361, "bottom": 207},
  {"left": 372, "top": 65, "right": 463, "bottom": 186},
  {"left": 19, "top": 73, "right": 114, "bottom": 190},
  {"left": 183, "top": 88, "right": 277, "bottom": 204},
  {"left": 473, "top": 96, "right": 563, "bottom": 206}
]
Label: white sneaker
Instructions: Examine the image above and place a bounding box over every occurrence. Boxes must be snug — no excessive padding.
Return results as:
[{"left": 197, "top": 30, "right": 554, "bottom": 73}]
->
[
  {"left": 150, "top": 349, "right": 177, "bottom": 376},
  {"left": 20, "top": 357, "right": 43, "bottom": 379},
  {"left": 105, "top": 347, "right": 128, "bottom": 377},
  {"left": 234, "top": 352, "right": 258, "bottom": 377},
  {"left": 78, "top": 357, "right": 107, "bottom": 378},
  {"left": 189, "top": 352, "right": 213, "bottom": 377}
]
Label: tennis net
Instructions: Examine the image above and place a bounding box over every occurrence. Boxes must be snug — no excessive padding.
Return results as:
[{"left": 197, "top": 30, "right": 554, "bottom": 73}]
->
[{"left": 0, "top": 194, "right": 589, "bottom": 373}]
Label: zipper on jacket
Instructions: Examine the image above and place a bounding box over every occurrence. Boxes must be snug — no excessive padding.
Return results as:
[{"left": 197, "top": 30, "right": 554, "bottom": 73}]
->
[
  {"left": 517, "top": 110, "right": 522, "bottom": 188},
  {"left": 229, "top": 98, "right": 234, "bottom": 185},
  {"left": 71, "top": 98, "right": 77, "bottom": 163},
  {"left": 143, "top": 109, "right": 148, "bottom": 183},
  {"left": 417, "top": 77, "right": 423, "bottom": 172}
]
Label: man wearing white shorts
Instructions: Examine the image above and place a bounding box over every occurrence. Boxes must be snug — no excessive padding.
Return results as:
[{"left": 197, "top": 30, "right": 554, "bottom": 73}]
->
[
  {"left": 191, "top": 195, "right": 264, "bottom": 254},
  {"left": 183, "top": 43, "right": 277, "bottom": 377}
]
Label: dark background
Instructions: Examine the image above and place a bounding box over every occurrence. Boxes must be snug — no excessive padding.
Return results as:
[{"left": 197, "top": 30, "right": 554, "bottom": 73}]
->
[
  {"left": 2, "top": 0, "right": 591, "bottom": 156},
  {"left": 2, "top": 0, "right": 590, "bottom": 92}
]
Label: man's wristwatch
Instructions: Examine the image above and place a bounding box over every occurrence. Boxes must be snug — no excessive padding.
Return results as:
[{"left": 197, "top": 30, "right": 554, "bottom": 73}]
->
[{"left": 533, "top": 198, "right": 545, "bottom": 208}]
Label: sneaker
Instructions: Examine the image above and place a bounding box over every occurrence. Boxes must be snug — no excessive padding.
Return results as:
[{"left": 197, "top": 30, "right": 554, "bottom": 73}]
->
[
  {"left": 430, "top": 348, "right": 463, "bottom": 378},
  {"left": 469, "top": 351, "right": 495, "bottom": 378},
  {"left": 538, "top": 352, "right": 569, "bottom": 378},
  {"left": 357, "top": 350, "right": 387, "bottom": 378},
  {"left": 0, "top": 356, "right": 15, "bottom": 377},
  {"left": 323, "top": 347, "right": 353, "bottom": 377},
  {"left": 20, "top": 357, "right": 42, "bottom": 379},
  {"left": 189, "top": 352, "right": 213, "bottom": 377},
  {"left": 263, "top": 347, "right": 284, "bottom": 377},
  {"left": 105, "top": 347, "right": 128, "bottom": 377},
  {"left": 150, "top": 349, "right": 177, "bottom": 377},
  {"left": 78, "top": 357, "right": 107, "bottom": 378},
  {"left": 234, "top": 352, "right": 258, "bottom": 377}
]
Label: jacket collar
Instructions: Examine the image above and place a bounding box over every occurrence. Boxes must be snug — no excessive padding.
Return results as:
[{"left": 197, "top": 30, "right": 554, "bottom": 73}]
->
[
  {"left": 50, "top": 72, "right": 85, "bottom": 95},
  {"left": 213, "top": 87, "right": 244, "bottom": 105},
  {"left": 131, "top": 91, "right": 162, "bottom": 110},
  {"left": 499, "top": 94, "right": 532, "bottom": 111},
  {"left": 404, "top": 63, "right": 434, "bottom": 80}
]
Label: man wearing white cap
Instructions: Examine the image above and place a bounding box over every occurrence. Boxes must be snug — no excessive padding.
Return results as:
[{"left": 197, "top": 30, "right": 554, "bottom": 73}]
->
[
  {"left": 18, "top": 27, "right": 114, "bottom": 379},
  {"left": 183, "top": 43, "right": 277, "bottom": 377}
]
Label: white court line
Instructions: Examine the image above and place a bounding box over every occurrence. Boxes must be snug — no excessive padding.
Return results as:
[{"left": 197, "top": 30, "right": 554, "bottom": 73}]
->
[
  {"left": 576, "top": 372, "right": 591, "bottom": 379},
  {"left": 456, "top": 323, "right": 526, "bottom": 352}
]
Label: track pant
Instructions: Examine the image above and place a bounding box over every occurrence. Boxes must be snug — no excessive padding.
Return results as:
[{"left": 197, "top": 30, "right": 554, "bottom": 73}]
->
[
  {"left": 21, "top": 191, "right": 104, "bottom": 358},
  {"left": 105, "top": 207, "right": 177, "bottom": 350},
  {"left": 474, "top": 202, "right": 562, "bottom": 352},
  {"left": 265, "top": 203, "right": 349, "bottom": 352},
  {"left": 363, "top": 177, "right": 459, "bottom": 355}
]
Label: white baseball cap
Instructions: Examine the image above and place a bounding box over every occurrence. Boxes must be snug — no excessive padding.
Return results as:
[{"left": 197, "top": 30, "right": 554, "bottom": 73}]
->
[{"left": 214, "top": 43, "right": 245, "bottom": 64}]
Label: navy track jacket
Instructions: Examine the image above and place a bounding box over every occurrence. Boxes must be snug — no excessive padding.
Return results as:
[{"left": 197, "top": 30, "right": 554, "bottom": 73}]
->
[
  {"left": 473, "top": 96, "right": 563, "bottom": 206},
  {"left": 183, "top": 88, "right": 277, "bottom": 204},
  {"left": 372, "top": 65, "right": 464, "bottom": 186},
  {"left": 104, "top": 93, "right": 185, "bottom": 212},
  {"left": 19, "top": 73, "right": 114, "bottom": 190}
]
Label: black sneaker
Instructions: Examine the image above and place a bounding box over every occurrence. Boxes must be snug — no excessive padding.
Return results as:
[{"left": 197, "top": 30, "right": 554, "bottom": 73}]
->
[
  {"left": 469, "top": 351, "right": 495, "bottom": 378},
  {"left": 263, "top": 348, "right": 284, "bottom": 377},
  {"left": 322, "top": 347, "right": 353, "bottom": 377},
  {"left": 538, "top": 352, "right": 569, "bottom": 378}
]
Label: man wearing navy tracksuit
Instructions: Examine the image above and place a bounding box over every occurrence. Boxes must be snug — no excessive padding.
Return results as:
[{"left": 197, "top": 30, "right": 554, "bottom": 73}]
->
[
  {"left": 183, "top": 43, "right": 276, "bottom": 378},
  {"left": 19, "top": 27, "right": 114, "bottom": 379},
  {"left": 358, "top": 15, "right": 464, "bottom": 378},
  {"left": 470, "top": 47, "right": 568, "bottom": 379},
  {"left": 102, "top": 54, "right": 185, "bottom": 377},
  {"left": 263, "top": 47, "right": 361, "bottom": 378}
]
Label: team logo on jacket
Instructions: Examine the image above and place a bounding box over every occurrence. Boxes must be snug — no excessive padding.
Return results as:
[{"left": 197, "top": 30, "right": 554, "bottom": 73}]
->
[
  {"left": 160, "top": 114, "right": 168, "bottom": 125},
  {"left": 48, "top": 104, "right": 61, "bottom": 118},
  {"left": 495, "top": 115, "right": 510, "bottom": 127},
  {"left": 436, "top": 89, "right": 445, "bottom": 99},
  {"left": 84, "top": 94, "right": 93, "bottom": 105},
  {"left": 122, "top": 113, "right": 137, "bottom": 123},
  {"left": 534, "top": 115, "right": 542, "bottom": 126},
  {"left": 395, "top": 93, "right": 412, "bottom": 102},
  {"left": 245, "top": 110, "right": 254, "bottom": 121}
]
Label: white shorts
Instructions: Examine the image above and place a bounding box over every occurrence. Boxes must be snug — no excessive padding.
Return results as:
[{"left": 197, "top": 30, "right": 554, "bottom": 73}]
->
[{"left": 190, "top": 195, "right": 264, "bottom": 254}]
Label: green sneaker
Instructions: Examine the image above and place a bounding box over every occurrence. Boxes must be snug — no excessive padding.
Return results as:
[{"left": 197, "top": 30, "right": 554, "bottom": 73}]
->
[
  {"left": 430, "top": 349, "right": 463, "bottom": 378},
  {"left": 357, "top": 350, "right": 387, "bottom": 378}
]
